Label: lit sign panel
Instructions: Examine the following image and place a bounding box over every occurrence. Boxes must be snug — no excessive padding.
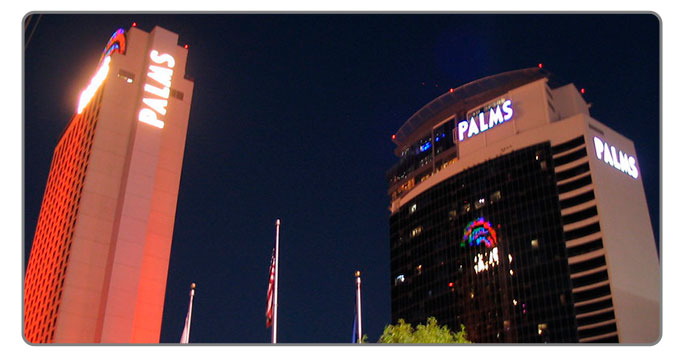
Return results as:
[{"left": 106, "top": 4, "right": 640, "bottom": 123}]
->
[
  {"left": 473, "top": 247, "right": 499, "bottom": 274},
  {"left": 138, "top": 50, "right": 176, "bottom": 129},
  {"left": 457, "top": 100, "right": 513, "bottom": 142},
  {"left": 77, "top": 28, "right": 126, "bottom": 114},
  {"left": 592, "top": 136, "right": 639, "bottom": 179},
  {"left": 461, "top": 217, "right": 497, "bottom": 248}
]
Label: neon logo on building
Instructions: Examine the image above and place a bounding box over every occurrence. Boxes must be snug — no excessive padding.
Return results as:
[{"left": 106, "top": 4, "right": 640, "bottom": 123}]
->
[
  {"left": 592, "top": 136, "right": 639, "bottom": 179},
  {"left": 457, "top": 100, "right": 514, "bottom": 142},
  {"left": 77, "top": 28, "right": 126, "bottom": 114},
  {"left": 138, "top": 50, "right": 176, "bottom": 129},
  {"left": 462, "top": 217, "right": 501, "bottom": 274},
  {"left": 461, "top": 217, "right": 497, "bottom": 248}
]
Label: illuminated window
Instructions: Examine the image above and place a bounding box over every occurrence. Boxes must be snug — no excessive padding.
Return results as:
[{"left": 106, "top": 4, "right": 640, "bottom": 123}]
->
[
  {"left": 538, "top": 323, "right": 548, "bottom": 335},
  {"left": 473, "top": 247, "right": 500, "bottom": 273},
  {"left": 531, "top": 239, "right": 539, "bottom": 248},
  {"left": 463, "top": 203, "right": 471, "bottom": 213},
  {"left": 409, "top": 204, "right": 417, "bottom": 214},
  {"left": 117, "top": 69, "right": 135, "bottom": 83},
  {"left": 395, "top": 275, "right": 405, "bottom": 285},
  {"left": 170, "top": 88, "right": 184, "bottom": 100},
  {"left": 474, "top": 197, "right": 486, "bottom": 209},
  {"left": 411, "top": 226, "right": 422, "bottom": 237},
  {"left": 416, "top": 265, "right": 422, "bottom": 275},
  {"left": 448, "top": 209, "right": 457, "bottom": 221},
  {"left": 490, "top": 190, "right": 502, "bottom": 203}
]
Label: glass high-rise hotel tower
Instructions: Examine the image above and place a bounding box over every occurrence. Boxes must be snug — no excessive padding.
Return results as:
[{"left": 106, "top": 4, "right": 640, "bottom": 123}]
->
[
  {"left": 24, "top": 25, "right": 193, "bottom": 343},
  {"left": 387, "top": 68, "right": 659, "bottom": 343}
]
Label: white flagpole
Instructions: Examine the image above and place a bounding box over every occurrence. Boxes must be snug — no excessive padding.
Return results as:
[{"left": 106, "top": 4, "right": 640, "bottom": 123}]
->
[
  {"left": 355, "top": 271, "right": 362, "bottom": 344},
  {"left": 272, "top": 219, "right": 281, "bottom": 344},
  {"left": 180, "top": 283, "right": 196, "bottom": 344}
]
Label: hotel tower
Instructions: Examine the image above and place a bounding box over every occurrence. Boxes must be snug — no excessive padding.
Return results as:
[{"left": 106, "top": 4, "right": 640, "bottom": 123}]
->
[
  {"left": 24, "top": 25, "right": 193, "bottom": 343},
  {"left": 387, "top": 68, "right": 659, "bottom": 343}
]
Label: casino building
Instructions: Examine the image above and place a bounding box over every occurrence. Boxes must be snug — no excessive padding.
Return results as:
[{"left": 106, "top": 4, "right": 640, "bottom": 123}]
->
[
  {"left": 387, "top": 68, "right": 659, "bottom": 343},
  {"left": 24, "top": 25, "right": 193, "bottom": 343}
]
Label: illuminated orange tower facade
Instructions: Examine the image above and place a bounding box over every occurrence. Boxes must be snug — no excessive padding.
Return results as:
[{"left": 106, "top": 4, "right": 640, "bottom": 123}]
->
[{"left": 24, "top": 25, "right": 193, "bottom": 343}]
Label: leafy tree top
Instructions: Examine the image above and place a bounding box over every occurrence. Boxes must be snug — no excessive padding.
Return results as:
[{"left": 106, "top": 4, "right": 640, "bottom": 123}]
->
[{"left": 378, "top": 317, "right": 471, "bottom": 344}]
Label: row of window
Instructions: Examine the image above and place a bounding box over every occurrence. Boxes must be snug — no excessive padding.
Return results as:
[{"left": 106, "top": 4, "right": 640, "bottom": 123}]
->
[
  {"left": 24, "top": 76, "right": 103, "bottom": 343},
  {"left": 553, "top": 136, "right": 618, "bottom": 342}
]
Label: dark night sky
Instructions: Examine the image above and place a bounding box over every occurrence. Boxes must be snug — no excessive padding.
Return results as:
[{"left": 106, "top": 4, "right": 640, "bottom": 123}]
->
[{"left": 22, "top": 13, "right": 660, "bottom": 344}]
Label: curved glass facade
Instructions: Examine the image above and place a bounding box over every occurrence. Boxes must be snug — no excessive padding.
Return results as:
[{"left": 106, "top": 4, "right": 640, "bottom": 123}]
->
[{"left": 389, "top": 143, "right": 579, "bottom": 343}]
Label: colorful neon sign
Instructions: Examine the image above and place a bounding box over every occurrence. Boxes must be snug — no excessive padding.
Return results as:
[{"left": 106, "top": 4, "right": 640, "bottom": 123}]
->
[
  {"left": 138, "top": 50, "right": 176, "bottom": 129},
  {"left": 592, "top": 137, "right": 639, "bottom": 179},
  {"left": 461, "top": 217, "right": 498, "bottom": 248},
  {"left": 457, "top": 100, "right": 514, "bottom": 142},
  {"left": 77, "top": 29, "right": 126, "bottom": 114},
  {"left": 101, "top": 28, "right": 126, "bottom": 62}
]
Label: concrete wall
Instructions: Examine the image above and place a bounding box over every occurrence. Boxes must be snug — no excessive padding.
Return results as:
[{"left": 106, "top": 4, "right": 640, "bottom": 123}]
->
[{"left": 584, "top": 118, "right": 660, "bottom": 343}]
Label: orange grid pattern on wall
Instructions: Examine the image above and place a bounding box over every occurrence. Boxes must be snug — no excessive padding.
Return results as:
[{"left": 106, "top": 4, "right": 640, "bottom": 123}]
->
[{"left": 24, "top": 88, "right": 104, "bottom": 343}]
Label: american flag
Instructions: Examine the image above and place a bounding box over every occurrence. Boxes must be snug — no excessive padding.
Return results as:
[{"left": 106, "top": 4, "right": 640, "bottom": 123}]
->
[{"left": 266, "top": 250, "right": 275, "bottom": 328}]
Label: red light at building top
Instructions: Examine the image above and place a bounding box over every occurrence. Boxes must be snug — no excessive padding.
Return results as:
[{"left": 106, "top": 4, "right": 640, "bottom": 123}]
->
[
  {"left": 184, "top": 44, "right": 189, "bottom": 49},
  {"left": 538, "top": 63, "right": 543, "bottom": 68},
  {"left": 448, "top": 282, "right": 454, "bottom": 287},
  {"left": 391, "top": 134, "right": 396, "bottom": 140},
  {"left": 449, "top": 88, "right": 454, "bottom": 93},
  {"left": 132, "top": 22, "right": 137, "bottom": 27},
  {"left": 581, "top": 88, "right": 585, "bottom": 94}
]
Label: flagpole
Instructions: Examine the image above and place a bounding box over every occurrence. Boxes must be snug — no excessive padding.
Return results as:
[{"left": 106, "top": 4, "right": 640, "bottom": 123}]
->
[
  {"left": 355, "top": 271, "right": 362, "bottom": 344},
  {"left": 272, "top": 219, "right": 281, "bottom": 344},
  {"left": 180, "top": 282, "right": 196, "bottom": 344}
]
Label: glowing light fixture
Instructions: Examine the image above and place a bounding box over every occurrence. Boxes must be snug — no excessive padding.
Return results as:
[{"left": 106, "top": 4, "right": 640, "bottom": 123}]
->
[
  {"left": 76, "top": 29, "right": 126, "bottom": 114},
  {"left": 77, "top": 56, "right": 111, "bottom": 114}
]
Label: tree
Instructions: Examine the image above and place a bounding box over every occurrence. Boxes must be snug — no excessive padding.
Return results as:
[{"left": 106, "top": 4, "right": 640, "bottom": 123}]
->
[{"left": 378, "top": 317, "right": 471, "bottom": 344}]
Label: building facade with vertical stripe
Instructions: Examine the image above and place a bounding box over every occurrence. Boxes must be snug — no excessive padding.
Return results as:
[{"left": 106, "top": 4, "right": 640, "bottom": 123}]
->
[
  {"left": 24, "top": 25, "right": 193, "bottom": 343},
  {"left": 387, "top": 68, "right": 659, "bottom": 343}
]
